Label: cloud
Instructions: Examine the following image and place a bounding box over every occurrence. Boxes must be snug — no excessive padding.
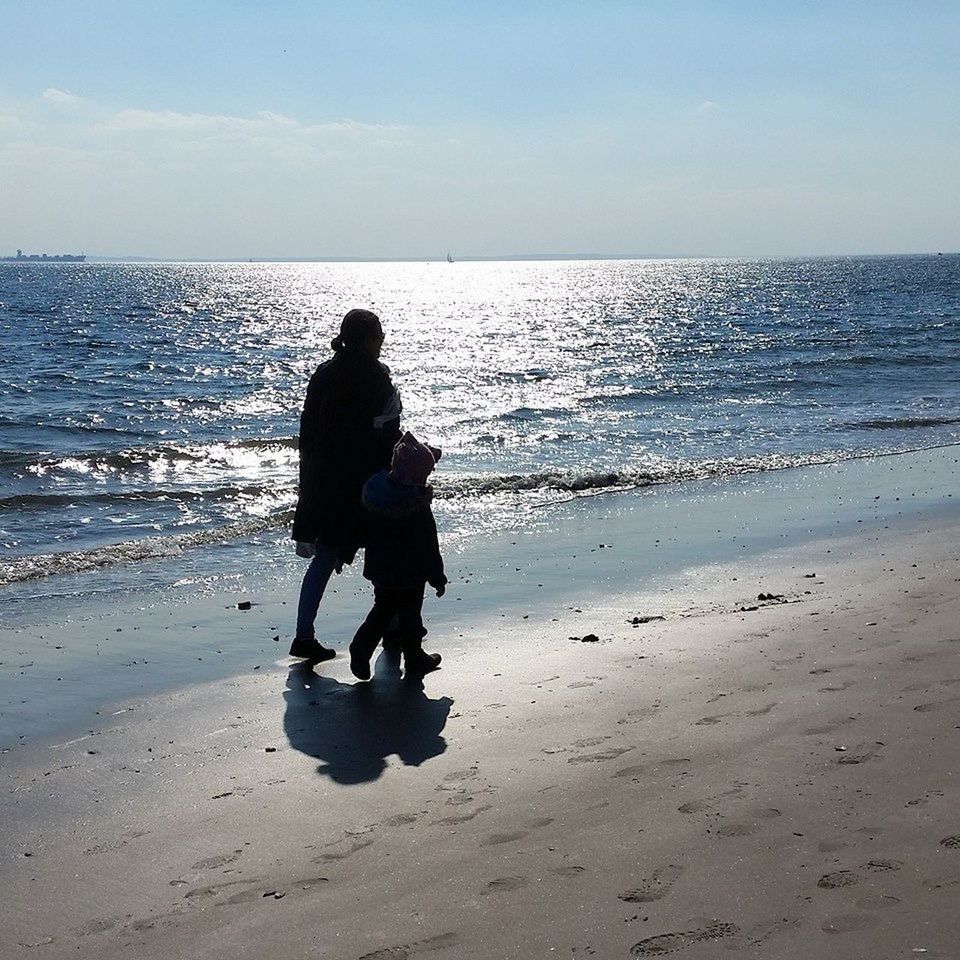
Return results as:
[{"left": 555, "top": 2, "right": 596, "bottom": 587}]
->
[
  {"left": 101, "top": 107, "right": 404, "bottom": 139},
  {"left": 42, "top": 87, "right": 80, "bottom": 105}
]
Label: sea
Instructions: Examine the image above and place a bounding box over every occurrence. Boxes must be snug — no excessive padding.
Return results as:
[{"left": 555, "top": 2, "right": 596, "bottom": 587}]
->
[{"left": 1, "top": 256, "right": 959, "bottom": 612}]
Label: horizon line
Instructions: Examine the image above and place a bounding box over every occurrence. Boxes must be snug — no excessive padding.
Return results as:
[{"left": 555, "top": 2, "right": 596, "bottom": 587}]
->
[{"left": 11, "top": 250, "right": 957, "bottom": 265}]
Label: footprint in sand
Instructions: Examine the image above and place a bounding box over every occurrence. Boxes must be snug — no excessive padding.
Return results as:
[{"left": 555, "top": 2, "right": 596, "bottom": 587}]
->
[
  {"left": 818, "top": 839, "right": 847, "bottom": 853},
  {"left": 631, "top": 703, "right": 663, "bottom": 716},
  {"left": 528, "top": 817, "right": 554, "bottom": 828},
  {"left": 922, "top": 874, "right": 960, "bottom": 890},
  {"left": 358, "top": 931, "right": 458, "bottom": 960},
  {"left": 856, "top": 894, "right": 901, "bottom": 910},
  {"left": 744, "top": 703, "right": 777, "bottom": 717},
  {"left": 619, "top": 865, "right": 684, "bottom": 903},
  {"left": 359, "top": 948, "right": 413, "bottom": 960},
  {"left": 713, "top": 807, "right": 779, "bottom": 838},
  {"left": 553, "top": 865, "right": 586, "bottom": 878},
  {"left": 73, "top": 916, "right": 123, "bottom": 936},
  {"left": 818, "top": 870, "right": 860, "bottom": 889},
  {"left": 837, "top": 748, "right": 877, "bottom": 765},
  {"left": 861, "top": 858, "right": 903, "bottom": 873},
  {"left": 612, "top": 765, "right": 646, "bottom": 780},
  {"left": 314, "top": 836, "right": 374, "bottom": 863},
  {"left": 820, "top": 913, "right": 879, "bottom": 934},
  {"left": 183, "top": 879, "right": 260, "bottom": 901},
  {"left": 694, "top": 715, "right": 723, "bottom": 725},
  {"left": 482, "top": 876, "right": 528, "bottom": 895},
  {"left": 819, "top": 680, "right": 856, "bottom": 693},
  {"left": 907, "top": 790, "right": 944, "bottom": 807},
  {"left": 222, "top": 875, "right": 329, "bottom": 906},
  {"left": 382, "top": 813, "right": 419, "bottom": 827},
  {"left": 940, "top": 835, "right": 960, "bottom": 849},
  {"left": 482, "top": 817, "right": 554, "bottom": 845},
  {"left": 430, "top": 804, "right": 493, "bottom": 827},
  {"left": 220, "top": 888, "right": 274, "bottom": 906},
  {"left": 125, "top": 908, "right": 184, "bottom": 934},
  {"left": 567, "top": 746, "right": 634, "bottom": 764},
  {"left": 677, "top": 799, "right": 711, "bottom": 814},
  {"left": 191, "top": 851, "right": 241, "bottom": 871},
  {"left": 630, "top": 921, "right": 739, "bottom": 957},
  {"left": 803, "top": 717, "right": 855, "bottom": 736},
  {"left": 442, "top": 768, "right": 479, "bottom": 783},
  {"left": 917, "top": 697, "right": 960, "bottom": 712}
]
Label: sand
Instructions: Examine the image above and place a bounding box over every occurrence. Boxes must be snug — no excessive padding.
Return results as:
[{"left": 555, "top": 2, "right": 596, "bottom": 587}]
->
[{"left": 3, "top": 451, "right": 960, "bottom": 959}]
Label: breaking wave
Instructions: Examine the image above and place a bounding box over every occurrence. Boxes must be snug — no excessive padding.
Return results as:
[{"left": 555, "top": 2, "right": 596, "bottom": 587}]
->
[
  {"left": 0, "top": 445, "right": 911, "bottom": 586},
  {"left": 0, "top": 512, "right": 293, "bottom": 586},
  {"left": 0, "top": 437, "right": 299, "bottom": 475},
  {"left": 848, "top": 415, "right": 960, "bottom": 431}
]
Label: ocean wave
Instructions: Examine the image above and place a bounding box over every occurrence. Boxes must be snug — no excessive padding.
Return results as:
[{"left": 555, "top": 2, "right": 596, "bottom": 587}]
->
[
  {"left": 848, "top": 415, "right": 960, "bottom": 430},
  {"left": 433, "top": 452, "right": 842, "bottom": 499},
  {"left": 0, "top": 437, "right": 300, "bottom": 475},
  {"left": 0, "top": 484, "right": 282, "bottom": 511},
  {"left": 0, "top": 512, "right": 293, "bottom": 585},
  {"left": 3, "top": 442, "right": 958, "bottom": 585}
]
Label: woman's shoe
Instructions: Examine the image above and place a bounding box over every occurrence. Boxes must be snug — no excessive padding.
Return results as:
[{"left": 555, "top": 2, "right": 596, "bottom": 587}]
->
[{"left": 289, "top": 637, "right": 336, "bottom": 661}]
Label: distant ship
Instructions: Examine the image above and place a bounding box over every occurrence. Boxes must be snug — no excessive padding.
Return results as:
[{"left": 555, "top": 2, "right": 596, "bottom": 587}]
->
[{"left": 0, "top": 248, "right": 86, "bottom": 262}]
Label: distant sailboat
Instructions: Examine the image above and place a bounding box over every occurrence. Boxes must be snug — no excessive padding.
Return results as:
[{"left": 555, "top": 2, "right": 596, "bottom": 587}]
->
[{"left": 446, "top": 251, "right": 454, "bottom": 263}]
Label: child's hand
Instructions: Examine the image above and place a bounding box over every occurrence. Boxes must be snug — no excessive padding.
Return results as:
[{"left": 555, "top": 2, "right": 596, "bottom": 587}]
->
[
  {"left": 430, "top": 577, "right": 447, "bottom": 598},
  {"left": 434, "top": 583, "right": 446, "bottom": 598}
]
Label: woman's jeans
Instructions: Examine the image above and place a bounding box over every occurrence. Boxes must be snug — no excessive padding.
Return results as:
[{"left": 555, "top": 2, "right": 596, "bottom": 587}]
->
[{"left": 295, "top": 544, "right": 339, "bottom": 640}]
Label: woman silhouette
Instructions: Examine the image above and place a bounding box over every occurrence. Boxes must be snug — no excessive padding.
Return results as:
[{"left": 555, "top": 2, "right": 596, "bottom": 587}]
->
[{"left": 290, "top": 309, "right": 402, "bottom": 659}]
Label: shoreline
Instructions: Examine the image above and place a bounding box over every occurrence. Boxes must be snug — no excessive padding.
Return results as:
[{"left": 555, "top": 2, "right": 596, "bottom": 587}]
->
[
  {"left": 3, "top": 487, "right": 959, "bottom": 956},
  {"left": 5, "top": 438, "right": 957, "bottom": 595},
  {"left": 1, "top": 445, "right": 957, "bottom": 748}
]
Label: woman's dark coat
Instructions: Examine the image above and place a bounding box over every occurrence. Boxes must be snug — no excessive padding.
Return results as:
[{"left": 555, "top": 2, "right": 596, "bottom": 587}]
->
[{"left": 291, "top": 348, "right": 401, "bottom": 562}]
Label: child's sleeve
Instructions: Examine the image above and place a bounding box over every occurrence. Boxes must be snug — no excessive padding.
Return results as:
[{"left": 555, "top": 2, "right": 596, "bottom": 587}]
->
[{"left": 424, "top": 510, "right": 446, "bottom": 587}]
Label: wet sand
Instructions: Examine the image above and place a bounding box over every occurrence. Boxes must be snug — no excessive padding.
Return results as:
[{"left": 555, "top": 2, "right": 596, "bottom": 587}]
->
[{"left": 3, "top": 452, "right": 960, "bottom": 958}]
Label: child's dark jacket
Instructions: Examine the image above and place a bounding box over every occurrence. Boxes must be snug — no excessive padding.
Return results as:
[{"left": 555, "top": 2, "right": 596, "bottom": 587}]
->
[{"left": 361, "top": 470, "right": 446, "bottom": 590}]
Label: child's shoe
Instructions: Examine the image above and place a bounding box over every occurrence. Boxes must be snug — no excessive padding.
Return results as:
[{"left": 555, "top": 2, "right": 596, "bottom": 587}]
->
[
  {"left": 289, "top": 637, "right": 336, "bottom": 661},
  {"left": 404, "top": 650, "right": 441, "bottom": 676}
]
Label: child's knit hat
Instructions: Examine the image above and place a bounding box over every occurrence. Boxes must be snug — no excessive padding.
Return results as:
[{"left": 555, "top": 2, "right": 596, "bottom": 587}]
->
[{"left": 388, "top": 432, "right": 441, "bottom": 487}]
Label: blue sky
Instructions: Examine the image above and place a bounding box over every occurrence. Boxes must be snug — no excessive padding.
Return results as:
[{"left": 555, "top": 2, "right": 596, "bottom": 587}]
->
[{"left": 1, "top": 1, "right": 958, "bottom": 258}]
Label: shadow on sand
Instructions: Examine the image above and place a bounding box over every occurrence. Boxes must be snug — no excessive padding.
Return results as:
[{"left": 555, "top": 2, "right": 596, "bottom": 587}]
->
[{"left": 283, "top": 651, "right": 454, "bottom": 784}]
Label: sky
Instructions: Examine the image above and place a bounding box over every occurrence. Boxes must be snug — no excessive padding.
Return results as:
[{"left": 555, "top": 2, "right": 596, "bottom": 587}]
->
[{"left": 0, "top": 1, "right": 958, "bottom": 259}]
